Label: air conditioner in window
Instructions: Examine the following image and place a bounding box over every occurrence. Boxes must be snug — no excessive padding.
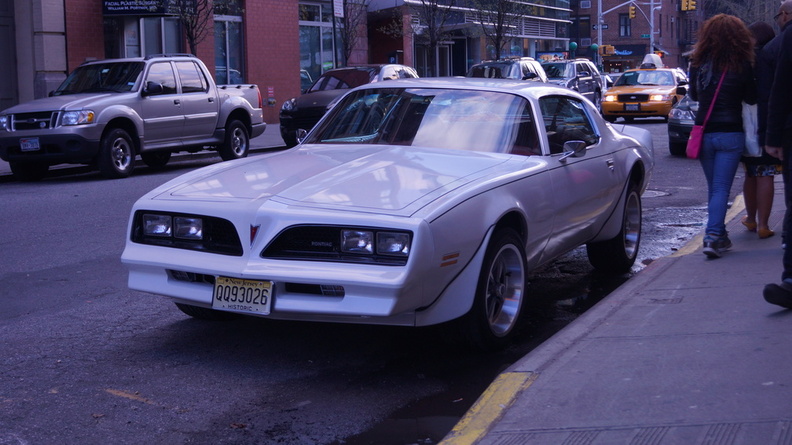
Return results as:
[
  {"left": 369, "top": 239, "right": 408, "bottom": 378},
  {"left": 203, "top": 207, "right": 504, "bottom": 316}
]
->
[
  {"left": 581, "top": 38, "right": 592, "bottom": 47},
  {"left": 580, "top": 0, "right": 592, "bottom": 8}
]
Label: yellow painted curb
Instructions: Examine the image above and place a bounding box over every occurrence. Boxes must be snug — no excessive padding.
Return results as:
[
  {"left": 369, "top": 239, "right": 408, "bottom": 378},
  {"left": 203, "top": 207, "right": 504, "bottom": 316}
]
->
[
  {"left": 440, "top": 371, "right": 538, "bottom": 445},
  {"left": 671, "top": 194, "right": 745, "bottom": 257}
]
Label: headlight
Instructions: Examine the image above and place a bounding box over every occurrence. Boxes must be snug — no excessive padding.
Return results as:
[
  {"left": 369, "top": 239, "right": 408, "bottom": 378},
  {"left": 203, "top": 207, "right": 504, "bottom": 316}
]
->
[
  {"left": 61, "top": 110, "right": 95, "bottom": 126},
  {"left": 341, "top": 229, "right": 411, "bottom": 257},
  {"left": 0, "top": 115, "right": 8, "bottom": 131},
  {"left": 649, "top": 94, "right": 670, "bottom": 102},
  {"left": 281, "top": 98, "right": 295, "bottom": 112},
  {"left": 668, "top": 108, "right": 695, "bottom": 121},
  {"left": 142, "top": 214, "right": 203, "bottom": 240},
  {"left": 604, "top": 95, "right": 617, "bottom": 102}
]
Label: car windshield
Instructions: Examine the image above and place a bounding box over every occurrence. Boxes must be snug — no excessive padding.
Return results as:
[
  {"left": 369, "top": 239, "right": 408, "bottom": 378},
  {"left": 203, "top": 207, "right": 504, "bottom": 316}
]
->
[
  {"left": 52, "top": 62, "right": 145, "bottom": 95},
  {"left": 614, "top": 70, "right": 675, "bottom": 87},
  {"left": 466, "top": 63, "right": 518, "bottom": 79},
  {"left": 307, "top": 87, "right": 531, "bottom": 154},
  {"left": 542, "top": 62, "right": 574, "bottom": 79},
  {"left": 307, "top": 68, "right": 378, "bottom": 93}
]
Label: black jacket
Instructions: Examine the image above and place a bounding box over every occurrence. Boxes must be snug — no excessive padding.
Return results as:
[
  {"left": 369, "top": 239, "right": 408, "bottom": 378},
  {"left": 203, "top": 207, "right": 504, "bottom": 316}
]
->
[
  {"left": 766, "top": 24, "right": 792, "bottom": 147},
  {"left": 689, "top": 60, "right": 756, "bottom": 133}
]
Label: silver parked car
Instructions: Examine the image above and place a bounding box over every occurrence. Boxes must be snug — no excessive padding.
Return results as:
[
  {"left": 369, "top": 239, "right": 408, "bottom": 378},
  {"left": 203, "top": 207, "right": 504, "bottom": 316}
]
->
[{"left": 123, "top": 78, "right": 654, "bottom": 350}]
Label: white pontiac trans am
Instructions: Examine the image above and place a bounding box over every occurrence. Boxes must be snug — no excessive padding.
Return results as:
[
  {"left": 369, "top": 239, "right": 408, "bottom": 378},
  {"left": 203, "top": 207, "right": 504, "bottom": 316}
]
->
[{"left": 122, "top": 78, "right": 654, "bottom": 350}]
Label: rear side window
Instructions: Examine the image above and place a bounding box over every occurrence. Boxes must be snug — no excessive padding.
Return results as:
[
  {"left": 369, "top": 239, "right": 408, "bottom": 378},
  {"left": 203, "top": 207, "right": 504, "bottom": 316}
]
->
[{"left": 175, "top": 61, "right": 208, "bottom": 93}]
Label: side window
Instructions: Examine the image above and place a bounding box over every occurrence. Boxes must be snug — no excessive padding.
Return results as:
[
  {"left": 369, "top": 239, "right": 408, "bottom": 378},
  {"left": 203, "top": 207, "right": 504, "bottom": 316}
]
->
[
  {"left": 576, "top": 63, "right": 589, "bottom": 76},
  {"left": 145, "top": 62, "right": 177, "bottom": 95},
  {"left": 510, "top": 101, "right": 541, "bottom": 156},
  {"left": 175, "top": 61, "right": 208, "bottom": 93},
  {"left": 538, "top": 96, "right": 599, "bottom": 154}
]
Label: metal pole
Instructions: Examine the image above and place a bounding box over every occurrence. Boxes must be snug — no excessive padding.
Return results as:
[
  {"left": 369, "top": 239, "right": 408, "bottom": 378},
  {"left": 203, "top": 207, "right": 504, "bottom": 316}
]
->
[{"left": 649, "top": 0, "right": 655, "bottom": 54}]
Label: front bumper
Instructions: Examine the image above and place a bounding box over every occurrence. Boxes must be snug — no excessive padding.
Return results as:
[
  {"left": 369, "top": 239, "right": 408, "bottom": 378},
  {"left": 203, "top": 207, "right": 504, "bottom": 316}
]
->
[
  {"left": 667, "top": 120, "right": 693, "bottom": 144},
  {"left": 0, "top": 129, "right": 102, "bottom": 165},
  {"left": 602, "top": 101, "right": 673, "bottom": 118}
]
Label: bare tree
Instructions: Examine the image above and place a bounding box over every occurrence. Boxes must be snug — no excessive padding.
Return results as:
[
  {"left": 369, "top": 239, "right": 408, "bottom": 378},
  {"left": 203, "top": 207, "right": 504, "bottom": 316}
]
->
[
  {"left": 410, "top": 0, "right": 459, "bottom": 76},
  {"left": 339, "top": 0, "right": 372, "bottom": 65},
  {"left": 166, "top": 0, "right": 214, "bottom": 56},
  {"left": 468, "top": 0, "right": 529, "bottom": 60}
]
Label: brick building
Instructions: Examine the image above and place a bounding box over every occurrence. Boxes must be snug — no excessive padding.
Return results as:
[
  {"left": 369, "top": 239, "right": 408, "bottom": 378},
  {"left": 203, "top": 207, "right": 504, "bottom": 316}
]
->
[{"left": 0, "top": 0, "right": 702, "bottom": 122}]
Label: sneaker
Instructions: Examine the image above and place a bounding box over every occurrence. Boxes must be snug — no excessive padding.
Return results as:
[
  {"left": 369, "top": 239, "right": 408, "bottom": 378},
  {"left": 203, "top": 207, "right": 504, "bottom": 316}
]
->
[
  {"left": 702, "top": 234, "right": 732, "bottom": 258},
  {"left": 763, "top": 283, "right": 792, "bottom": 309}
]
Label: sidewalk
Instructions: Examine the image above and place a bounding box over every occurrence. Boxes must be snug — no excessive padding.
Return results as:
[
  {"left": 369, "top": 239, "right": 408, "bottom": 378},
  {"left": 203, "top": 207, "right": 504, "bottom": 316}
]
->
[
  {"left": 0, "top": 123, "right": 286, "bottom": 179},
  {"left": 444, "top": 190, "right": 792, "bottom": 444}
]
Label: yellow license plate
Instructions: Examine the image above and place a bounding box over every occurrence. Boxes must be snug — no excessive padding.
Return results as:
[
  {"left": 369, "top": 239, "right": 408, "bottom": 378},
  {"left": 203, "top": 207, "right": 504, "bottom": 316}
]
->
[{"left": 212, "top": 277, "right": 272, "bottom": 315}]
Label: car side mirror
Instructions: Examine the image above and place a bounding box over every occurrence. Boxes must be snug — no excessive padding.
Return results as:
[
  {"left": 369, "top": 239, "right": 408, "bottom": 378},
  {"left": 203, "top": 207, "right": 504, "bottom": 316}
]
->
[
  {"left": 559, "top": 140, "right": 587, "bottom": 162},
  {"left": 142, "top": 81, "right": 164, "bottom": 96},
  {"left": 296, "top": 128, "right": 308, "bottom": 145},
  {"left": 675, "top": 86, "right": 688, "bottom": 96}
]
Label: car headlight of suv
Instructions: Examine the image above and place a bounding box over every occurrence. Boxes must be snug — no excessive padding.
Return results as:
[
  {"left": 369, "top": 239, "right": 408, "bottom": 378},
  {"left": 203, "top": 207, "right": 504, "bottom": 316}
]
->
[
  {"left": 0, "top": 115, "right": 9, "bottom": 131},
  {"left": 61, "top": 110, "right": 95, "bottom": 126},
  {"left": 281, "top": 98, "right": 296, "bottom": 112}
]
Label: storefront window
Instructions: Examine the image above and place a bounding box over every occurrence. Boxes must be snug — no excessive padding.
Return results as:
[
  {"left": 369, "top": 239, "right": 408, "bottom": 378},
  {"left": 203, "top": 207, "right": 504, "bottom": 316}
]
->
[
  {"left": 215, "top": 16, "right": 244, "bottom": 84},
  {"left": 299, "top": 2, "right": 343, "bottom": 82},
  {"left": 103, "top": 16, "right": 181, "bottom": 59}
]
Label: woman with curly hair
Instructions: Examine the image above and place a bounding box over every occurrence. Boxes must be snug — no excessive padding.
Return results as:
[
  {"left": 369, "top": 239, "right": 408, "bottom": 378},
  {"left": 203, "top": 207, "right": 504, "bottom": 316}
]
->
[{"left": 689, "top": 14, "right": 757, "bottom": 258}]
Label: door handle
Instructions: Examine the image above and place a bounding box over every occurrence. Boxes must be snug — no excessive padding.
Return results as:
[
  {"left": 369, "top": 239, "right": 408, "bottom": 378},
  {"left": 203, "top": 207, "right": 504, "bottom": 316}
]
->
[
  {"left": 208, "top": 97, "right": 214, "bottom": 102},
  {"left": 174, "top": 99, "right": 181, "bottom": 105},
  {"left": 606, "top": 159, "right": 615, "bottom": 171}
]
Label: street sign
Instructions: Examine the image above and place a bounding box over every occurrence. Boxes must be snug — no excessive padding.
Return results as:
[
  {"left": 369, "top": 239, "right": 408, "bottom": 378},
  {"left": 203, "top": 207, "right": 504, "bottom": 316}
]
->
[
  {"left": 641, "top": 34, "right": 650, "bottom": 38},
  {"left": 593, "top": 24, "right": 610, "bottom": 30}
]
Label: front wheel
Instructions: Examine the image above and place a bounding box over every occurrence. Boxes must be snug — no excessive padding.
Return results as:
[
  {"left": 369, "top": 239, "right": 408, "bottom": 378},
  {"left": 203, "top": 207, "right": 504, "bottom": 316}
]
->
[
  {"left": 669, "top": 141, "right": 687, "bottom": 157},
  {"left": 603, "top": 115, "right": 617, "bottom": 123},
  {"left": 218, "top": 119, "right": 249, "bottom": 161},
  {"left": 98, "top": 128, "right": 135, "bottom": 179},
  {"left": 458, "top": 228, "right": 527, "bottom": 351},
  {"left": 587, "top": 181, "right": 642, "bottom": 274}
]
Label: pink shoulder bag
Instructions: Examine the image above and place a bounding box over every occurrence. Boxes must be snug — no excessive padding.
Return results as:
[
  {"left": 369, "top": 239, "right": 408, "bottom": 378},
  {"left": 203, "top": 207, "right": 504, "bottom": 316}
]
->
[{"left": 687, "top": 70, "right": 727, "bottom": 159}]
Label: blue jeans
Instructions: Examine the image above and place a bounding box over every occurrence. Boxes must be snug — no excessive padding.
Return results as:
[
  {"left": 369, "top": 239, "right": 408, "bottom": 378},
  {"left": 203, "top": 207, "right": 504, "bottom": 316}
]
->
[{"left": 698, "top": 132, "right": 745, "bottom": 237}]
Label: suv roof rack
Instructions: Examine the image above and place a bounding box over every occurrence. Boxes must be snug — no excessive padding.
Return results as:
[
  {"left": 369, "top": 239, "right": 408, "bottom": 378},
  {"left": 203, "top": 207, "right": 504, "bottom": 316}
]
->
[{"left": 144, "top": 53, "right": 197, "bottom": 60}]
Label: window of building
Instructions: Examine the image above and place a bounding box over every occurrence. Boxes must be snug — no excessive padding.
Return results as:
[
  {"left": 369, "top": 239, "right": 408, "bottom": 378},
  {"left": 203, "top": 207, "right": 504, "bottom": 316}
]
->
[
  {"left": 299, "top": 2, "right": 343, "bottom": 82},
  {"left": 619, "top": 14, "right": 631, "bottom": 37},
  {"left": 214, "top": 14, "right": 245, "bottom": 84},
  {"left": 104, "top": 16, "right": 182, "bottom": 59}
]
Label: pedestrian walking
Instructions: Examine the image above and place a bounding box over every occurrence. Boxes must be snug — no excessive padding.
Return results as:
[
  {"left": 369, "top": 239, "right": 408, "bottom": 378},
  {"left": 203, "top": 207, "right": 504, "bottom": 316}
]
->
[
  {"left": 742, "top": 21, "right": 781, "bottom": 240},
  {"left": 688, "top": 14, "right": 757, "bottom": 258},
  {"left": 762, "top": 2, "right": 792, "bottom": 308}
]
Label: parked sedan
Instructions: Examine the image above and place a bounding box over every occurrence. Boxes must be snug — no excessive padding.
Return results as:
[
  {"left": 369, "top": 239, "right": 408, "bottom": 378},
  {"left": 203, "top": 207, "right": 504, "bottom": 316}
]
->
[
  {"left": 123, "top": 78, "right": 654, "bottom": 350},
  {"left": 601, "top": 67, "right": 688, "bottom": 122},
  {"left": 667, "top": 94, "right": 697, "bottom": 156},
  {"left": 279, "top": 64, "right": 418, "bottom": 147}
]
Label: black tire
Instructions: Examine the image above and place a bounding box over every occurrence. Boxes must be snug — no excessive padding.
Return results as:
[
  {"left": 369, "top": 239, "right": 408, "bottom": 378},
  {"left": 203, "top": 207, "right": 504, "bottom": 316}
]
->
[
  {"left": 587, "top": 181, "right": 642, "bottom": 274},
  {"left": 10, "top": 162, "right": 48, "bottom": 181},
  {"left": 98, "top": 128, "right": 135, "bottom": 179},
  {"left": 141, "top": 151, "right": 171, "bottom": 169},
  {"left": 219, "top": 119, "right": 249, "bottom": 161},
  {"left": 175, "top": 302, "right": 240, "bottom": 320},
  {"left": 669, "top": 141, "right": 687, "bottom": 157},
  {"left": 282, "top": 130, "right": 299, "bottom": 148},
  {"left": 458, "top": 228, "right": 527, "bottom": 351},
  {"left": 604, "top": 115, "right": 617, "bottom": 123},
  {"left": 623, "top": 116, "right": 635, "bottom": 122}
]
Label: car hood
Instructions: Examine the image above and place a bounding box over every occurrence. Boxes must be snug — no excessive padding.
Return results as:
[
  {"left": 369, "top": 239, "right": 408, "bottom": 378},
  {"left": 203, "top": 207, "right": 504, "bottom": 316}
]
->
[
  {"left": 0, "top": 93, "right": 130, "bottom": 113},
  {"left": 293, "top": 89, "right": 349, "bottom": 109},
  {"left": 148, "top": 144, "right": 517, "bottom": 217}
]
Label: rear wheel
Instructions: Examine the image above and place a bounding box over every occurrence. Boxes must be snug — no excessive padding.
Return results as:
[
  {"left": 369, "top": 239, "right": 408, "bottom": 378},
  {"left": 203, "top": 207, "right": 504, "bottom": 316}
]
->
[
  {"left": 218, "top": 119, "right": 249, "bottom": 161},
  {"left": 587, "top": 181, "right": 642, "bottom": 274},
  {"left": 141, "top": 151, "right": 171, "bottom": 169},
  {"left": 458, "top": 228, "right": 527, "bottom": 351},
  {"left": 10, "top": 162, "right": 48, "bottom": 181},
  {"left": 175, "top": 303, "right": 240, "bottom": 321},
  {"left": 98, "top": 128, "right": 135, "bottom": 179}
]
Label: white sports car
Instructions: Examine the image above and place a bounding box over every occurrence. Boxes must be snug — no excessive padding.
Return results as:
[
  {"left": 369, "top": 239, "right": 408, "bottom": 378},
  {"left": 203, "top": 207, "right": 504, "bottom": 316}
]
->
[{"left": 122, "top": 78, "right": 654, "bottom": 350}]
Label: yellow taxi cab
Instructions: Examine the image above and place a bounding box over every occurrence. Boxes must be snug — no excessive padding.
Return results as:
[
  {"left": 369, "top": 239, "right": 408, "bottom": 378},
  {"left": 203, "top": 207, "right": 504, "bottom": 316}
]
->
[{"left": 601, "top": 66, "right": 687, "bottom": 122}]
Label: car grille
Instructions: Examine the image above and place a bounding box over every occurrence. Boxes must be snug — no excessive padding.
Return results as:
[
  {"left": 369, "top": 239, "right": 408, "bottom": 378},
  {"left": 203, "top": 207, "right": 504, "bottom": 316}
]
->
[
  {"left": 617, "top": 94, "right": 649, "bottom": 103},
  {"left": 6, "top": 111, "right": 60, "bottom": 131}
]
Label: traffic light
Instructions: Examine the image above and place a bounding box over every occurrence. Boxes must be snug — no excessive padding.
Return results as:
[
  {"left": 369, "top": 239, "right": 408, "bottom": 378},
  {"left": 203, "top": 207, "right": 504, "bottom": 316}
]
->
[
  {"left": 599, "top": 45, "right": 615, "bottom": 56},
  {"left": 629, "top": 5, "right": 637, "bottom": 19},
  {"left": 681, "top": 0, "right": 689, "bottom": 10},
  {"left": 688, "top": 0, "right": 696, "bottom": 10}
]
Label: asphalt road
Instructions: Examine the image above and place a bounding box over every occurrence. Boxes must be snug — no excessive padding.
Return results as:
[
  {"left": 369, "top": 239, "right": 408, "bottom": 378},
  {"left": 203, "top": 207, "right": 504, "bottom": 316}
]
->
[{"left": 0, "top": 119, "right": 743, "bottom": 444}]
